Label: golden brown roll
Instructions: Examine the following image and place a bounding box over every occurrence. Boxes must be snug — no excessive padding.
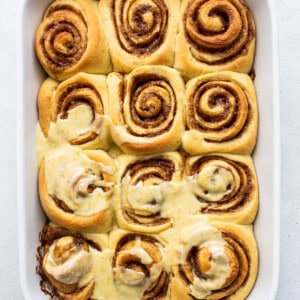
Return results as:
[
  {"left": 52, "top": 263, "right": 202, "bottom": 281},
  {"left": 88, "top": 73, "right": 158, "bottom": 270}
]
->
[
  {"left": 37, "top": 224, "right": 108, "bottom": 300},
  {"left": 170, "top": 221, "right": 258, "bottom": 300},
  {"left": 174, "top": 0, "right": 256, "bottom": 78},
  {"left": 39, "top": 146, "right": 115, "bottom": 233},
  {"left": 185, "top": 154, "right": 258, "bottom": 224},
  {"left": 37, "top": 72, "right": 111, "bottom": 156},
  {"left": 35, "top": 0, "right": 111, "bottom": 81},
  {"left": 99, "top": 0, "right": 180, "bottom": 73},
  {"left": 114, "top": 152, "right": 184, "bottom": 233},
  {"left": 182, "top": 71, "right": 258, "bottom": 155},
  {"left": 107, "top": 66, "right": 185, "bottom": 155},
  {"left": 110, "top": 229, "right": 170, "bottom": 299}
]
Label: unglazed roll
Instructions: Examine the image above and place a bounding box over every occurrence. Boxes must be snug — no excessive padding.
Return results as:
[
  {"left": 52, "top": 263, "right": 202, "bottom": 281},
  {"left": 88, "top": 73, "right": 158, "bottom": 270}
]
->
[
  {"left": 99, "top": 0, "right": 180, "bottom": 73},
  {"left": 114, "top": 152, "right": 184, "bottom": 233},
  {"left": 37, "top": 73, "right": 111, "bottom": 159},
  {"left": 37, "top": 223, "right": 108, "bottom": 300},
  {"left": 35, "top": 0, "right": 111, "bottom": 81},
  {"left": 170, "top": 221, "right": 258, "bottom": 300},
  {"left": 39, "top": 146, "right": 115, "bottom": 233},
  {"left": 110, "top": 229, "right": 170, "bottom": 299},
  {"left": 185, "top": 154, "right": 258, "bottom": 224},
  {"left": 175, "top": 0, "right": 256, "bottom": 78},
  {"left": 107, "top": 66, "right": 185, "bottom": 155},
  {"left": 182, "top": 71, "right": 258, "bottom": 155}
]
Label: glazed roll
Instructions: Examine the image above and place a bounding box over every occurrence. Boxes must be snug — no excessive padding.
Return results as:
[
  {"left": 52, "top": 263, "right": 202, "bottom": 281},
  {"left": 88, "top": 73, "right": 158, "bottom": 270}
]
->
[
  {"left": 37, "top": 72, "right": 111, "bottom": 158},
  {"left": 35, "top": 0, "right": 111, "bottom": 81},
  {"left": 170, "top": 221, "right": 258, "bottom": 300},
  {"left": 99, "top": 0, "right": 180, "bottom": 73},
  {"left": 37, "top": 224, "right": 108, "bottom": 300},
  {"left": 110, "top": 229, "right": 170, "bottom": 299},
  {"left": 174, "top": 0, "right": 256, "bottom": 78},
  {"left": 39, "top": 146, "right": 115, "bottom": 233},
  {"left": 114, "top": 152, "right": 184, "bottom": 233},
  {"left": 186, "top": 154, "right": 258, "bottom": 224},
  {"left": 182, "top": 71, "right": 258, "bottom": 155},
  {"left": 107, "top": 66, "right": 185, "bottom": 155}
]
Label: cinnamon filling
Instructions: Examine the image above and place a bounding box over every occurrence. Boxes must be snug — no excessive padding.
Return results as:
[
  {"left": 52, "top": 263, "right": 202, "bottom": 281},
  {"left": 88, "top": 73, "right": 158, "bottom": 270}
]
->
[
  {"left": 111, "top": 0, "right": 168, "bottom": 55},
  {"left": 125, "top": 74, "right": 177, "bottom": 137}
]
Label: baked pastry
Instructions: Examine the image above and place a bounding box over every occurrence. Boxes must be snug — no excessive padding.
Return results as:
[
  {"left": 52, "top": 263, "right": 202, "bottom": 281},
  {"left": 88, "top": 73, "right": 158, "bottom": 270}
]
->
[
  {"left": 114, "top": 152, "right": 183, "bottom": 233},
  {"left": 182, "top": 71, "right": 258, "bottom": 155},
  {"left": 185, "top": 154, "right": 258, "bottom": 224},
  {"left": 109, "top": 229, "right": 170, "bottom": 299},
  {"left": 35, "top": 0, "right": 111, "bottom": 81},
  {"left": 99, "top": 0, "right": 180, "bottom": 73},
  {"left": 37, "top": 72, "right": 111, "bottom": 164},
  {"left": 107, "top": 66, "right": 185, "bottom": 155},
  {"left": 174, "top": 0, "right": 256, "bottom": 78},
  {"left": 39, "top": 146, "right": 115, "bottom": 233},
  {"left": 37, "top": 223, "right": 108, "bottom": 300},
  {"left": 170, "top": 221, "right": 258, "bottom": 299}
]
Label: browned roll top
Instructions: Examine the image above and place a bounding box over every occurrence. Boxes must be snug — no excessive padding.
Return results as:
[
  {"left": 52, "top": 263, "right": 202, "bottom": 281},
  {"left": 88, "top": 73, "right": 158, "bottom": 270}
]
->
[
  {"left": 111, "top": 0, "right": 169, "bottom": 55},
  {"left": 187, "top": 79, "right": 250, "bottom": 142},
  {"left": 122, "top": 157, "right": 175, "bottom": 226},
  {"left": 113, "top": 233, "right": 169, "bottom": 300},
  {"left": 183, "top": 0, "right": 255, "bottom": 65},
  {"left": 178, "top": 229, "right": 250, "bottom": 299},
  {"left": 55, "top": 82, "right": 104, "bottom": 145},
  {"left": 38, "top": 4, "right": 88, "bottom": 73},
  {"left": 125, "top": 74, "right": 177, "bottom": 137},
  {"left": 187, "top": 155, "right": 254, "bottom": 213}
]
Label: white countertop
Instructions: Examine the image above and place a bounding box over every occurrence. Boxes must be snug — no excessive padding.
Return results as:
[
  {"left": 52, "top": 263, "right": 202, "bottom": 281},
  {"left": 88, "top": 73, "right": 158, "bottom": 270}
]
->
[{"left": 0, "top": 0, "right": 299, "bottom": 298}]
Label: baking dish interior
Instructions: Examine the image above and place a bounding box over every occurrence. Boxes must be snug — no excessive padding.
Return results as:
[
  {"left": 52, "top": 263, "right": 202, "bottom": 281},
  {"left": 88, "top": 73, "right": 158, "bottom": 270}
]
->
[{"left": 17, "top": 0, "right": 279, "bottom": 299}]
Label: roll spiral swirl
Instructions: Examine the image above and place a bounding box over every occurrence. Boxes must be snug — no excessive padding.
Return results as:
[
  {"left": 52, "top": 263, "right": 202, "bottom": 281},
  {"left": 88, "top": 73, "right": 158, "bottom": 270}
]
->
[
  {"left": 36, "top": 0, "right": 111, "bottom": 81},
  {"left": 175, "top": 0, "right": 255, "bottom": 78},
  {"left": 100, "top": 0, "right": 180, "bottom": 72},
  {"left": 183, "top": 72, "right": 258, "bottom": 155},
  {"left": 112, "top": 231, "right": 170, "bottom": 299},
  {"left": 39, "top": 146, "right": 115, "bottom": 233},
  {"left": 37, "top": 224, "right": 103, "bottom": 300},
  {"left": 171, "top": 222, "right": 258, "bottom": 300},
  {"left": 115, "top": 153, "right": 183, "bottom": 233},
  {"left": 186, "top": 154, "right": 258, "bottom": 224},
  {"left": 38, "top": 73, "right": 111, "bottom": 151},
  {"left": 108, "top": 66, "right": 185, "bottom": 154}
]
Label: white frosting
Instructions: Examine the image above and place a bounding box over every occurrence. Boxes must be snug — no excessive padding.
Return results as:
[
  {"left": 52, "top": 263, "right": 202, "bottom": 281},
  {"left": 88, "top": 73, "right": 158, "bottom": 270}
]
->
[
  {"left": 36, "top": 107, "right": 111, "bottom": 168},
  {"left": 44, "top": 236, "right": 93, "bottom": 286},
  {"left": 126, "top": 180, "right": 164, "bottom": 214},
  {"left": 45, "top": 146, "right": 112, "bottom": 216},
  {"left": 190, "top": 165, "right": 235, "bottom": 202},
  {"left": 175, "top": 223, "right": 231, "bottom": 299}
]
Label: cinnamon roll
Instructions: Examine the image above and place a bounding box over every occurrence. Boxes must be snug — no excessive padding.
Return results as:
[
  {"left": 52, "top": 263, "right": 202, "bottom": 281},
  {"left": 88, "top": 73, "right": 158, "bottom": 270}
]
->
[
  {"left": 99, "top": 0, "right": 180, "bottom": 73},
  {"left": 185, "top": 154, "right": 258, "bottom": 224},
  {"left": 37, "top": 223, "right": 108, "bottom": 300},
  {"left": 170, "top": 221, "right": 258, "bottom": 299},
  {"left": 114, "top": 152, "right": 184, "bottom": 233},
  {"left": 35, "top": 0, "right": 111, "bottom": 81},
  {"left": 37, "top": 73, "right": 111, "bottom": 165},
  {"left": 110, "top": 229, "right": 170, "bottom": 299},
  {"left": 182, "top": 71, "right": 258, "bottom": 155},
  {"left": 39, "top": 146, "right": 115, "bottom": 233},
  {"left": 174, "top": 0, "right": 256, "bottom": 78},
  {"left": 107, "top": 66, "right": 185, "bottom": 155}
]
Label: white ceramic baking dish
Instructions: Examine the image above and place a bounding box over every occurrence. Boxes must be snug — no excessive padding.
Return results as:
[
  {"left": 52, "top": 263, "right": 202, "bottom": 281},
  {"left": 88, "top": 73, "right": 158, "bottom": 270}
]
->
[{"left": 17, "top": 0, "right": 280, "bottom": 299}]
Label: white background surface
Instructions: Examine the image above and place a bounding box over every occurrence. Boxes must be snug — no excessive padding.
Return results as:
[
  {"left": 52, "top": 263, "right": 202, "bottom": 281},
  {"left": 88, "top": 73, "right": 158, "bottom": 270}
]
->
[{"left": 0, "top": 0, "right": 299, "bottom": 298}]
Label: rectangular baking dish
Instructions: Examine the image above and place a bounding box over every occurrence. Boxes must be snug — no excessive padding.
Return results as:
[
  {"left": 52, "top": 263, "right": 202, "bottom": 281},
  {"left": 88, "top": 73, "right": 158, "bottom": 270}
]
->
[{"left": 17, "top": 0, "right": 280, "bottom": 299}]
